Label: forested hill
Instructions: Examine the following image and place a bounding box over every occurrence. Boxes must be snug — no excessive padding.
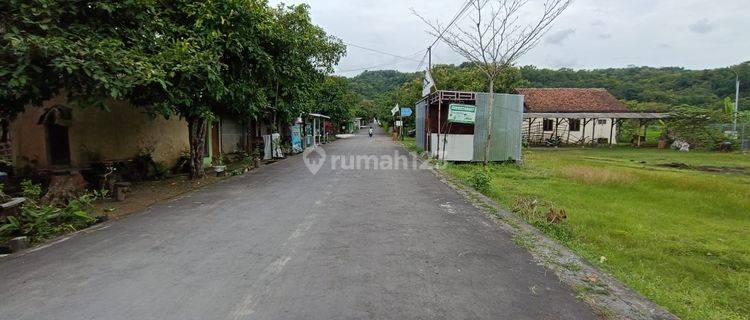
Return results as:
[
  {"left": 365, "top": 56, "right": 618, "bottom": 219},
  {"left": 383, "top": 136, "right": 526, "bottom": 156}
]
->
[
  {"left": 346, "top": 62, "right": 749, "bottom": 110},
  {"left": 520, "top": 63, "right": 749, "bottom": 109},
  {"left": 347, "top": 70, "right": 420, "bottom": 100}
]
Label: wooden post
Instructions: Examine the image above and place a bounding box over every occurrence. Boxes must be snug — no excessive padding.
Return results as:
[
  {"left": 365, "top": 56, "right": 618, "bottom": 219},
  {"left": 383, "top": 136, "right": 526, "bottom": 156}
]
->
[
  {"left": 609, "top": 118, "right": 615, "bottom": 147},
  {"left": 527, "top": 118, "right": 535, "bottom": 144},
  {"left": 592, "top": 118, "right": 598, "bottom": 146},
  {"left": 581, "top": 118, "right": 587, "bottom": 146},
  {"left": 437, "top": 99, "right": 442, "bottom": 157},
  {"left": 636, "top": 119, "right": 643, "bottom": 147}
]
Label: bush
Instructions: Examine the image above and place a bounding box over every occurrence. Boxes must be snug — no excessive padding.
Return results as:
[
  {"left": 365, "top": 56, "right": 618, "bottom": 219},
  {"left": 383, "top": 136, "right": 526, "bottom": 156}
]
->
[
  {"left": 469, "top": 170, "right": 491, "bottom": 193},
  {"left": 0, "top": 183, "right": 103, "bottom": 243},
  {"left": 20, "top": 179, "right": 43, "bottom": 201}
]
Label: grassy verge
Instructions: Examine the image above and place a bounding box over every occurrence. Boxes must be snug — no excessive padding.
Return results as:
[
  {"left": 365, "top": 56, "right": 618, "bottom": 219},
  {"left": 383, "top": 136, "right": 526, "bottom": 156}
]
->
[{"left": 442, "top": 147, "right": 750, "bottom": 320}]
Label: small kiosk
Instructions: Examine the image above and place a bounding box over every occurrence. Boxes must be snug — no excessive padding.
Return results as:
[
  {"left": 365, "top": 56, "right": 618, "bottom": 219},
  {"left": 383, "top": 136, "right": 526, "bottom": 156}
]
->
[{"left": 415, "top": 90, "right": 524, "bottom": 162}]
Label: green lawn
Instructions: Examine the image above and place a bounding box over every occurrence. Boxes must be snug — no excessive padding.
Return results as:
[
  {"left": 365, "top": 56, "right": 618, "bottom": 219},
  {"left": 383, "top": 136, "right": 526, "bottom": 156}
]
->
[{"left": 439, "top": 147, "right": 750, "bottom": 320}]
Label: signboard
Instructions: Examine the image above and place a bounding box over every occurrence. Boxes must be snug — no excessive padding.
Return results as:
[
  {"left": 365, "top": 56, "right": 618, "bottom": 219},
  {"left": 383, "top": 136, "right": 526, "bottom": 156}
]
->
[
  {"left": 395, "top": 120, "right": 403, "bottom": 127},
  {"left": 400, "top": 107, "right": 413, "bottom": 117},
  {"left": 291, "top": 125, "right": 303, "bottom": 153},
  {"left": 447, "top": 104, "right": 476, "bottom": 124}
]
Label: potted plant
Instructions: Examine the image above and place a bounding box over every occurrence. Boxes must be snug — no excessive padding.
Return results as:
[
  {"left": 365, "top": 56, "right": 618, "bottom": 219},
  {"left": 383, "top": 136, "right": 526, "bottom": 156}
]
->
[
  {"left": 252, "top": 148, "right": 262, "bottom": 168},
  {"left": 212, "top": 155, "right": 227, "bottom": 176},
  {"left": 0, "top": 183, "right": 25, "bottom": 220}
]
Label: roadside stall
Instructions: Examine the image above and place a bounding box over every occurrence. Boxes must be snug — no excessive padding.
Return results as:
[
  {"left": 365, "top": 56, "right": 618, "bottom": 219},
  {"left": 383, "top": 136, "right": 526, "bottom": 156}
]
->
[{"left": 415, "top": 90, "right": 524, "bottom": 162}]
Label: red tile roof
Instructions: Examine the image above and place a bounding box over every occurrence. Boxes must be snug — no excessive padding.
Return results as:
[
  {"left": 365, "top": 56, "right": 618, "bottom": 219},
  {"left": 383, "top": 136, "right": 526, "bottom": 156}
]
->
[{"left": 516, "top": 88, "right": 628, "bottom": 113}]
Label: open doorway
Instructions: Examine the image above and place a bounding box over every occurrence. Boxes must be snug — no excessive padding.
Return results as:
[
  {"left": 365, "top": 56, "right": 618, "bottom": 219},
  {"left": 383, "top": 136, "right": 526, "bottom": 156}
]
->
[{"left": 47, "top": 123, "right": 71, "bottom": 166}]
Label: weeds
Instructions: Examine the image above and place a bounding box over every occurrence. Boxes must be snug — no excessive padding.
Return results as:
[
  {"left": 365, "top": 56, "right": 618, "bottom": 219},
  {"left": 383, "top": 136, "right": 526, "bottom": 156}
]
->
[
  {"left": 469, "top": 170, "right": 491, "bottom": 193},
  {"left": 1, "top": 180, "right": 104, "bottom": 244}
]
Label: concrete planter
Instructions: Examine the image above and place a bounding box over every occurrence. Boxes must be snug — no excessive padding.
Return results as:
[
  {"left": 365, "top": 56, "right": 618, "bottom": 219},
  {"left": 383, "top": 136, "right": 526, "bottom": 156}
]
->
[{"left": 213, "top": 165, "right": 227, "bottom": 177}]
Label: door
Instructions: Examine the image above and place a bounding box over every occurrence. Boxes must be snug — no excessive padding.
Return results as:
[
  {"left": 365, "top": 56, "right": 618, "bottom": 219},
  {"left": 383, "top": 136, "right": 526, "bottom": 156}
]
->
[{"left": 47, "top": 124, "right": 71, "bottom": 166}]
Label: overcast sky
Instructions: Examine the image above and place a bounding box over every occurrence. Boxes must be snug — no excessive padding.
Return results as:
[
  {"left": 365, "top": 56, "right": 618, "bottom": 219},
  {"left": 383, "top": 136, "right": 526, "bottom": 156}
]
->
[{"left": 269, "top": 0, "right": 749, "bottom": 76}]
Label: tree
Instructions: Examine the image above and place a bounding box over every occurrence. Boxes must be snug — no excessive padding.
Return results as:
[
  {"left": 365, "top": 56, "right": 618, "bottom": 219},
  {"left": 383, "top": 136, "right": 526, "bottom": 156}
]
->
[
  {"left": 0, "top": 1, "right": 161, "bottom": 121},
  {"left": 417, "top": 0, "right": 572, "bottom": 164},
  {"left": 259, "top": 4, "right": 345, "bottom": 128}
]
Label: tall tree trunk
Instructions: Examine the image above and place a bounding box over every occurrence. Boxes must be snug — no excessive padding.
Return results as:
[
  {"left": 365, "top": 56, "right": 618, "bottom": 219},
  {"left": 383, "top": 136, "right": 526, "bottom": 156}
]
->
[
  {"left": 187, "top": 116, "right": 209, "bottom": 179},
  {"left": 483, "top": 79, "right": 495, "bottom": 166}
]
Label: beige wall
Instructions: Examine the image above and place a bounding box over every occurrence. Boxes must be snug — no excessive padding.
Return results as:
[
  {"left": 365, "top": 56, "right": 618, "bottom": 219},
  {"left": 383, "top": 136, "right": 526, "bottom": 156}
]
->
[{"left": 11, "top": 96, "right": 190, "bottom": 170}]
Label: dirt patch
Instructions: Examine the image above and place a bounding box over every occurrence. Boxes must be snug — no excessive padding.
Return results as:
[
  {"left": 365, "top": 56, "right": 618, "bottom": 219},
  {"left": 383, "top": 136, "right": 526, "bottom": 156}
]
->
[
  {"left": 660, "top": 162, "right": 748, "bottom": 174},
  {"left": 92, "top": 174, "right": 230, "bottom": 219}
]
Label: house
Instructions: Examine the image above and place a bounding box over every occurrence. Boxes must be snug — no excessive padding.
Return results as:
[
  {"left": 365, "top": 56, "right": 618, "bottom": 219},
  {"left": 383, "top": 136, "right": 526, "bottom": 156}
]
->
[
  {"left": 518, "top": 88, "right": 630, "bottom": 145},
  {"left": 9, "top": 95, "right": 191, "bottom": 173}
]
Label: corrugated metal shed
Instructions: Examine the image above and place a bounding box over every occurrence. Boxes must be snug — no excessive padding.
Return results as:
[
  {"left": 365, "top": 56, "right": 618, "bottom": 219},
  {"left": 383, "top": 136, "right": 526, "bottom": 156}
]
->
[
  {"left": 415, "top": 99, "right": 427, "bottom": 150},
  {"left": 414, "top": 90, "right": 524, "bottom": 162},
  {"left": 472, "top": 93, "right": 524, "bottom": 162}
]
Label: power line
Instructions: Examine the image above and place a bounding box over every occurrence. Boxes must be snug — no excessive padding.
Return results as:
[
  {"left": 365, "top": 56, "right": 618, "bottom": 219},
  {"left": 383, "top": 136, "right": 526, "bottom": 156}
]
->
[
  {"left": 428, "top": 0, "right": 473, "bottom": 49},
  {"left": 337, "top": 50, "right": 427, "bottom": 73},
  {"left": 344, "top": 42, "right": 424, "bottom": 63}
]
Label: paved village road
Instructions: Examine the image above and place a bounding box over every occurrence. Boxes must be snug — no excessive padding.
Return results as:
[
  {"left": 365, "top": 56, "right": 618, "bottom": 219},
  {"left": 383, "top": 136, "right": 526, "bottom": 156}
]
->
[{"left": 0, "top": 128, "right": 595, "bottom": 320}]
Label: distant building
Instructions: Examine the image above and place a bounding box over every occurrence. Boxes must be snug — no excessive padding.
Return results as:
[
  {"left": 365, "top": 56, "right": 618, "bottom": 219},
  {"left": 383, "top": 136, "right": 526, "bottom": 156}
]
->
[{"left": 518, "top": 88, "right": 630, "bottom": 145}]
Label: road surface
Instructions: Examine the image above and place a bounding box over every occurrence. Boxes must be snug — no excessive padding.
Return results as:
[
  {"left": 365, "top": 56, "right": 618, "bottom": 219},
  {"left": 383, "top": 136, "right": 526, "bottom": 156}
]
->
[{"left": 0, "top": 128, "right": 594, "bottom": 320}]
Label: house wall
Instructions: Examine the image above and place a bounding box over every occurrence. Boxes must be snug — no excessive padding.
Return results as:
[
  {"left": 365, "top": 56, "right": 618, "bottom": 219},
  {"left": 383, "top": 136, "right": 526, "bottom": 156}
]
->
[
  {"left": 522, "top": 118, "right": 618, "bottom": 144},
  {"left": 11, "top": 96, "right": 190, "bottom": 170},
  {"left": 221, "top": 117, "right": 244, "bottom": 154}
]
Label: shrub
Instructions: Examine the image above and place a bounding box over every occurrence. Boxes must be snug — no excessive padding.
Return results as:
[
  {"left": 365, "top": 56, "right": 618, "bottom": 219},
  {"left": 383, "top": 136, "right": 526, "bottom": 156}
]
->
[
  {"left": 1, "top": 190, "right": 102, "bottom": 243},
  {"left": 20, "top": 180, "right": 43, "bottom": 201},
  {"left": 469, "top": 170, "right": 491, "bottom": 193}
]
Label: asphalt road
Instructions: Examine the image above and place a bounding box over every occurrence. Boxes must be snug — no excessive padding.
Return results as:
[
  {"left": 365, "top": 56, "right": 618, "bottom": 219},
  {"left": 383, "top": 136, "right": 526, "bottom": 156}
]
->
[{"left": 0, "top": 128, "right": 594, "bottom": 320}]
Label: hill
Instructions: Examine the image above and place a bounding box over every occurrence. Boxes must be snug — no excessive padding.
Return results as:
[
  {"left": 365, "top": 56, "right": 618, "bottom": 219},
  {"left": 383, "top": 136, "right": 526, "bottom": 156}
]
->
[
  {"left": 347, "top": 70, "right": 420, "bottom": 100},
  {"left": 346, "top": 62, "right": 749, "bottom": 110}
]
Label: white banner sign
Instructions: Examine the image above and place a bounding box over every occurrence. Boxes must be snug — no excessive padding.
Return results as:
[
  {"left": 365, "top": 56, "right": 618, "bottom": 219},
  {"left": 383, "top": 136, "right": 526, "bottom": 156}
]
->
[{"left": 422, "top": 70, "right": 435, "bottom": 96}]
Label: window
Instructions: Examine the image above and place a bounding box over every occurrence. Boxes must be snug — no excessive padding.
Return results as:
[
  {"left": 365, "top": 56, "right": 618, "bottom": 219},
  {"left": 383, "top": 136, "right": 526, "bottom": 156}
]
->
[
  {"left": 568, "top": 119, "right": 581, "bottom": 132},
  {"left": 597, "top": 119, "right": 608, "bottom": 125},
  {"left": 542, "top": 119, "right": 554, "bottom": 131}
]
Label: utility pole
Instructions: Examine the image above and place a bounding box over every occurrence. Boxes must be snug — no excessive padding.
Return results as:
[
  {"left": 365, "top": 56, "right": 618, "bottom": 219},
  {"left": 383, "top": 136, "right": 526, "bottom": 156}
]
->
[
  {"left": 733, "top": 69, "right": 740, "bottom": 133},
  {"left": 428, "top": 46, "right": 432, "bottom": 70},
  {"left": 399, "top": 105, "right": 404, "bottom": 141}
]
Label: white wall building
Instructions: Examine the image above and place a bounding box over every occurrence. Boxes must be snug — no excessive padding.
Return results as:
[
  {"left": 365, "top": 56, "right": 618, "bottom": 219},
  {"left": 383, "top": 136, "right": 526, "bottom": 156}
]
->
[{"left": 518, "top": 88, "right": 630, "bottom": 145}]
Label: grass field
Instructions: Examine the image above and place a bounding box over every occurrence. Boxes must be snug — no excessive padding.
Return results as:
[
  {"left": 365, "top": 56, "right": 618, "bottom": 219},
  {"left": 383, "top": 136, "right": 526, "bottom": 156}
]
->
[{"left": 403, "top": 137, "right": 750, "bottom": 320}]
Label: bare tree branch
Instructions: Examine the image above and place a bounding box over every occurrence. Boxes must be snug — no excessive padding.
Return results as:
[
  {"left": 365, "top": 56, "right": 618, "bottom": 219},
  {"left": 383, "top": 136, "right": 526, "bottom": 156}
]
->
[{"left": 414, "top": 0, "right": 573, "bottom": 165}]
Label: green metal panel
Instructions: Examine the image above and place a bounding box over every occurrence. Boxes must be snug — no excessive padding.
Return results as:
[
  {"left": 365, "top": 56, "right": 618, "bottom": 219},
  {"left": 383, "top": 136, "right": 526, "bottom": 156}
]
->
[{"left": 472, "top": 93, "right": 524, "bottom": 162}]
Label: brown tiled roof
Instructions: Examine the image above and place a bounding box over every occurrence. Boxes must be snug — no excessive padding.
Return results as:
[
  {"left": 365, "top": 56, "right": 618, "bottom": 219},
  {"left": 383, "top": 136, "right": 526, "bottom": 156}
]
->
[{"left": 516, "top": 88, "right": 628, "bottom": 113}]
